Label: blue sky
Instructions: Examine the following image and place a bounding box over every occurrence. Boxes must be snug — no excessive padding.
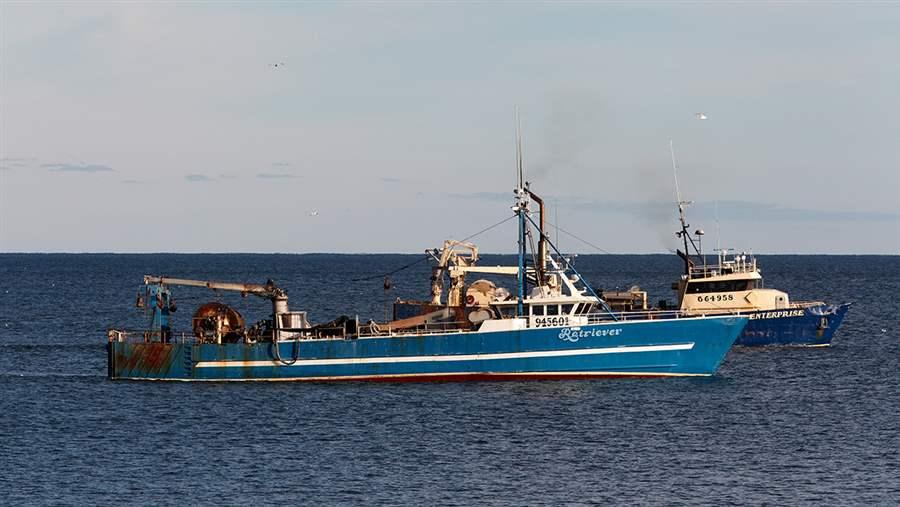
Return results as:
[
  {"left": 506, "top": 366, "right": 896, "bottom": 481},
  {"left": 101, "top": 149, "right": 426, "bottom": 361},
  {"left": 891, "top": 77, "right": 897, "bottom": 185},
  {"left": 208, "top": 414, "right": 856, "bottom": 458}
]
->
[{"left": 1, "top": 2, "right": 898, "bottom": 253}]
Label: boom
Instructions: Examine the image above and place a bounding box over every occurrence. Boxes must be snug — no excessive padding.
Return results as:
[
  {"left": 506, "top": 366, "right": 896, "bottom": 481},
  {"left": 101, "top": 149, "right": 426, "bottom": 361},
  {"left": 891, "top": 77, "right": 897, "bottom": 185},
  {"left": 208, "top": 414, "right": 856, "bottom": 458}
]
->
[
  {"left": 143, "top": 275, "right": 286, "bottom": 300},
  {"left": 143, "top": 275, "right": 291, "bottom": 326}
]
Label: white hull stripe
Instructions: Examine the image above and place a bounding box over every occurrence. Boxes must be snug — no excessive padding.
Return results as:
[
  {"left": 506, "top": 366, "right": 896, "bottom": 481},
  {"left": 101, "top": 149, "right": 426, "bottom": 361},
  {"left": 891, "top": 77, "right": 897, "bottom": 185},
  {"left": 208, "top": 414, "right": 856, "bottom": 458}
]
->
[{"left": 194, "top": 342, "right": 695, "bottom": 369}]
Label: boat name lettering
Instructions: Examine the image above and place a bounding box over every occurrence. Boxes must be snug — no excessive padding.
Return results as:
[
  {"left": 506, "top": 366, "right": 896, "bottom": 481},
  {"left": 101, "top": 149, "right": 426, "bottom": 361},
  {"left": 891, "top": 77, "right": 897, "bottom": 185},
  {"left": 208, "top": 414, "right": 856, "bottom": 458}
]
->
[
  {"left": 696, "top": 294, "right": 735, "bottom": 303},
  {"left": 558, "top": 327, "right": 623, "bottom": 342},
  {"left": 749, "top": 309, "right": 805, "bottom": 320}
]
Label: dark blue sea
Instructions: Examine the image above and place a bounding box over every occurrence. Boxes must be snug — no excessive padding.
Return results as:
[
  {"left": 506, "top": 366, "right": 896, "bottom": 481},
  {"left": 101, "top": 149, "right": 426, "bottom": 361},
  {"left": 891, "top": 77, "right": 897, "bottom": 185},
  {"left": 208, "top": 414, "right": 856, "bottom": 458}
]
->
[{"left": 1, "top": 253, "right": 898, "bottom": 505}]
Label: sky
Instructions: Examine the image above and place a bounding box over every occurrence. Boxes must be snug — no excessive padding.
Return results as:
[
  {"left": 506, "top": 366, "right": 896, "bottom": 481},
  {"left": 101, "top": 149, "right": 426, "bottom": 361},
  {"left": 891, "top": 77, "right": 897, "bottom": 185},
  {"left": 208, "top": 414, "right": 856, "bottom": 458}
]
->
[{"left": 1, "top": 2, "right": 898, "bottom": 254}]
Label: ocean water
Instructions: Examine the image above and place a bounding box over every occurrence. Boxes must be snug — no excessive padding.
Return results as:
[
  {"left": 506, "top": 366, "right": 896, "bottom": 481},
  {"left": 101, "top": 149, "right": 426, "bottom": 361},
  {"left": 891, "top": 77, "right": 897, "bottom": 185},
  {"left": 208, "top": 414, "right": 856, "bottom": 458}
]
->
[{"left": 1, "top": 253, "right": 898, "bottom": 505}]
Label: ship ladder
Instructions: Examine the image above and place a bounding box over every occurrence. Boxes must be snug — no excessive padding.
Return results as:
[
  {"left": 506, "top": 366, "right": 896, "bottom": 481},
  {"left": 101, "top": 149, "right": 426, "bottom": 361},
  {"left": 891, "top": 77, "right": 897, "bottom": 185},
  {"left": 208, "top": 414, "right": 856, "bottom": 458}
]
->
[{"left": 183, "top": 345, "right": 195, "bottom": 378}]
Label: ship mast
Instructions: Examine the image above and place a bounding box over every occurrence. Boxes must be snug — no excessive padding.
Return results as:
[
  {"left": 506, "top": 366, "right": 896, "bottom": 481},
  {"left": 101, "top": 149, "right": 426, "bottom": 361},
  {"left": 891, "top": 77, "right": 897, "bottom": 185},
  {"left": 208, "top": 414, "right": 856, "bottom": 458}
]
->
[
  {"left": 515, "top": 108, "right": 527, "bottom": 317},
  {"left": 510, "top": 109, "right": 614, "bottom": 320},
  {"left": 670, "top": 140, "right": 702, "bottom": 274}
]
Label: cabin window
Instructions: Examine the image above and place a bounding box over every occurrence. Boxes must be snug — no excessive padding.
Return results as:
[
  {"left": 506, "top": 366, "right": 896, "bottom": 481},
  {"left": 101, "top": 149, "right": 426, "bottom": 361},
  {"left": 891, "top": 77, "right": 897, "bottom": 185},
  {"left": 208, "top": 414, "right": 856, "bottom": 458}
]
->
[
  {"left": 531, "top": 305, "right": 544, "bottom": 316},
  {"left": 497, "top": 306, "right": 516, "bottom": 318},
  {"left": 687, "top": 280, "right": 755, "bottom": 294},
  {"left": 561, "top": 304, "right": 574, "bottom": 315},
  {"left": 546, "top": 305, "right": 559, "bottom": 316}
]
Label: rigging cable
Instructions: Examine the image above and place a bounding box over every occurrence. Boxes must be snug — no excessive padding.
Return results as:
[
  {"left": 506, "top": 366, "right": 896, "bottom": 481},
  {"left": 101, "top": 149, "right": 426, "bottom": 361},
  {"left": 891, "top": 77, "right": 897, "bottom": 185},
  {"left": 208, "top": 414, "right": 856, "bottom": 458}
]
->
[
  {"left": 525, "top": 226, "right": 544, "bottom": 293},
  {"left": 350, "top": 214, "right": 516, "bottom": 281},
  {"left": 525, "top": 213, "right": 618, "bottom": 320},
  {"left": 544, "top": 223, "right": 614, "bottom": 255},
  {"left": 351, "top": 255, "right": 430, "bottom": 282},
  {"left": 458, "top": 213, "right": 517, "bottom": 244}
]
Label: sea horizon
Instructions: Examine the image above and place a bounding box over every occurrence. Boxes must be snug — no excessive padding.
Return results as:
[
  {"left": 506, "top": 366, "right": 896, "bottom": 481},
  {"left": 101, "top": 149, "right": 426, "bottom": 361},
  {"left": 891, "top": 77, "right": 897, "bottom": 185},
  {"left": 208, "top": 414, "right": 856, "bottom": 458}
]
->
[{"left": 2, "top": 251, "right": 899, "bottom": 256}]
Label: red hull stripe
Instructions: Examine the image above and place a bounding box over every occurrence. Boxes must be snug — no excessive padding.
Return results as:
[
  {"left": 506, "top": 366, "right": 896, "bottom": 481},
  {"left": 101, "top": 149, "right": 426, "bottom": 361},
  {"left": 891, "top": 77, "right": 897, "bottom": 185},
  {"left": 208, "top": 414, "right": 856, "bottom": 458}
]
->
[{"left": 122, "top": 371, "right": 709, "bottom": 382}]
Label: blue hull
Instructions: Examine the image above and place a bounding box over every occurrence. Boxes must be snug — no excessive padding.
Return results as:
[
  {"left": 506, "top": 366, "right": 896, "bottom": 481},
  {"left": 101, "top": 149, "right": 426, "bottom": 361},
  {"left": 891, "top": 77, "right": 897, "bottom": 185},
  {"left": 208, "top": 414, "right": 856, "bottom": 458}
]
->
[
  {"left": 108, "top": 316, "right": 747, "bottom": 381},
  {"left": 736, "top": 303, "right": 851, "bottom": 347}
]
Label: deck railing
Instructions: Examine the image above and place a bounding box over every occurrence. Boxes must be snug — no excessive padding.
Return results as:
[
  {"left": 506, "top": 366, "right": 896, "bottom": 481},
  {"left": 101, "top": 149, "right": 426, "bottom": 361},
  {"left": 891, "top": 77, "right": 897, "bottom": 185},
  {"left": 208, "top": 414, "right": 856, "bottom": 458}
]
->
[
  {"left": 109, "top": 308, "right": 747, "bottom": 346},
  {"left": 107, "top": 329, "right": 199, "bottom": 344},
  {"left": 688, "top": 257, "right": 758, "bottom": 279},
  {"left": 357, "top": 321, "right": 470, "bottom": 338},
  {"left": 586, "top": 309, "right": 687, "bottom": 323}
]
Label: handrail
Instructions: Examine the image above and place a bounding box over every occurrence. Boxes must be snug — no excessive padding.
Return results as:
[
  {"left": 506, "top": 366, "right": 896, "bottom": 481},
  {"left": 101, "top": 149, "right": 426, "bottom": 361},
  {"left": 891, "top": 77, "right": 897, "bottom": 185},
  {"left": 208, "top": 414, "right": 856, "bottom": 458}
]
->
[
  {"left": 689, "top": 256, "right": 758, "bottom": 278},
  {"left": 586, "top": 310, "right": 685, "bottom": 323},
  {"left": 108, "top": 308, "right": 737, "bottom": 346},
  {"left": 357, "top": 321, "right": 470, "bottom": 338},
  {"left": 791, "top": 300, "right": 826, "bottom": 308},
  {"left": 688, "top": 267, "right": 758, "bottom": 279},
  {"left": 107, "top": 329, "right": 199, "bottom": 344}
]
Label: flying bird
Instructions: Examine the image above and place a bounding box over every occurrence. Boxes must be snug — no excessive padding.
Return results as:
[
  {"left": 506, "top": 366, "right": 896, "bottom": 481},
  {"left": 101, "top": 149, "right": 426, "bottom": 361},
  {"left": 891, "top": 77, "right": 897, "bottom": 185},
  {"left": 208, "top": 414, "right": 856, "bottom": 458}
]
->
[
  {"left": 695, "top": 112, "right": 708, "bottom": 120},
  {"left": 308, "top": 210, "right": 319, "bottom": 217},
  {"left": 269, "top": 62, "right": 286, "bottom": 69}
]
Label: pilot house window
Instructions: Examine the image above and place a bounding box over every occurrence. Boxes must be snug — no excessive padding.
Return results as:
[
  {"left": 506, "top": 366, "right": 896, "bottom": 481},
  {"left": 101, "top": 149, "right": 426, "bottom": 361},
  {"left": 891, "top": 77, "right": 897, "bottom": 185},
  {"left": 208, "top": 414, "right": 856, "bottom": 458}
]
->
[{"left": 687, "top": 280, "right": 755, "bottom": 294}]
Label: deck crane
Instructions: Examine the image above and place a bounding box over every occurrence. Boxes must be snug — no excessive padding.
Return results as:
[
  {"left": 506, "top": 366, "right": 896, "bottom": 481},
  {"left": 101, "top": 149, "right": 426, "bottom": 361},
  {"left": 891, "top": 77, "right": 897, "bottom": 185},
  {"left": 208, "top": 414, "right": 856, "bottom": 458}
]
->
[
  {"left": 428, "top": 240, "right": 479, "bottom": 306},
  {"left": 144, "top": 275, "right": 288, "bottom": 312},
  {"left": 142, "top": 275, "right": 307, "bottom": 343}
]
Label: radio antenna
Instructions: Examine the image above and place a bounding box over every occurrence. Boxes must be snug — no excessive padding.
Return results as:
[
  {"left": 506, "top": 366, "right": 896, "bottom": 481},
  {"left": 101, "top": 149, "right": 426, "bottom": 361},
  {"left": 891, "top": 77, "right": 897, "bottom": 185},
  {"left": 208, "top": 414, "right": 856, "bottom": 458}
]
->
[
  {"left": 515, "top": 106, "right": 524, "bottom": 189},
  {"left": 715, "top": 199, "right": 721, "bottom": 253},
  {"left": 514, "top": 107, "right": 527, "bottom": 317},
  {"left": 669, "top": 140, "right": 693, "bottom": 214},
  {"left": 670, "top": 139, "right": 700, "bottom": 273},
  {"left": 670, "top": 139, "right": 682, "bottom": 206}
]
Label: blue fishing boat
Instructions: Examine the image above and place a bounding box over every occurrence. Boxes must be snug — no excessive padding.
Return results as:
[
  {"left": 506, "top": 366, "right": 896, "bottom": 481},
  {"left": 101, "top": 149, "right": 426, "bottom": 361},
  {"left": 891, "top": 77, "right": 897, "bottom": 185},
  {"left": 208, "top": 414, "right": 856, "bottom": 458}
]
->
[
  {"left": 107, "top": 143, "right": 747, "bottom": 381},
  {"left": 668, "top": 245, "right": 850, "bottom": 347},
  {"left": 659, "top": 155, "right": 850, "bottom": 346}
]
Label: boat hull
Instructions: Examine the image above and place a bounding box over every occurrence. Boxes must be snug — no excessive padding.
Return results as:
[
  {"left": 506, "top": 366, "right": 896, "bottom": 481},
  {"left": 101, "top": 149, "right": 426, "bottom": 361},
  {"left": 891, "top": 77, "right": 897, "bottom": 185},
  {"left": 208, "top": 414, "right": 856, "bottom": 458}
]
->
[
  {"left": 108, "top": 315, "right": 746, "bottom": 381},
  {"left": 736, "top": 303, "right": 850, "bottom": 347}
]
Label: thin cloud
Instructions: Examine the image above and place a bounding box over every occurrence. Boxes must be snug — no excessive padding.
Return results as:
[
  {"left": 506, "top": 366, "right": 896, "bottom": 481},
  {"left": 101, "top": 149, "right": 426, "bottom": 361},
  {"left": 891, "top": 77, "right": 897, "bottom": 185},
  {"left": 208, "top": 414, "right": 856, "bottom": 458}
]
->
[
  {"left": 1, "top": 157, "right": 37, "bottom": 167},
  {"left": 691, "top": 200, "right": 900, "bottom": 222},
  {"left": 271, "top": 162, "right": 291, "bottom": 167},
  {"left": 446, "top": 191, "right": 512, "bottom": 202},
  {"left": 452, "top": 193, "right": 900, "bottom": 223},
  {"left": 380, "top": 176, "right": 425, "bottom": 184},
  {"left": 580, "top": 199, "right": 900, "bottom": 223},
  {"left": 43, "top": 163, "right": 114, "bottom": 172},
  {"left": 121, "top": 179, "right": 146, "bottom": 185},
  {"left": 185, "top": 174, "right": 215, "bottom": 182},
  {"left": 257, "top": 173, "right": 296, "bottom": 179}
]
